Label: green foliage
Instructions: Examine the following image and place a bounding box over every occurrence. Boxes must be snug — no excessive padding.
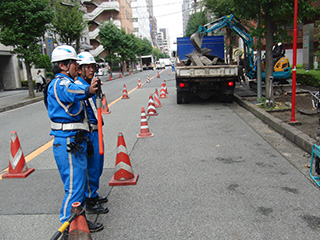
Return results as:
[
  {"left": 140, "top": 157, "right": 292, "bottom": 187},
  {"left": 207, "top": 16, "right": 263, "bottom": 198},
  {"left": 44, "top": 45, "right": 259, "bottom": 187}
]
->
[
  {"left": 185, "top": 11, "right": 208, "bottom": 37},
  {"left": 136, "top": 37, "right": 153, "bottom": 56},
  {"left": 296, "top": 69, "right": 320, "bottom": 88},
  {"left": 52, "top": 0, "right": 86, "bottom": 50},
  {"left": 0, "top": 0, "right": 53, "bottom": 63},
  {"left": 118, "top": 31, "right": 139, "bottom": 62},
  {"left": 153, "top": 48, "right": 161, "bottom": 60},
  {"left": 34, "top": 54, "right": 52, "bottom": 73}
]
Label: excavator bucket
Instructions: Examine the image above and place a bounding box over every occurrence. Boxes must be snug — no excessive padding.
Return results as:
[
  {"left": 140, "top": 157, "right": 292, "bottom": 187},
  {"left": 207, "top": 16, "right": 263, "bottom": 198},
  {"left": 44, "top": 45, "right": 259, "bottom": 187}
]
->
[{"left": 190, "top": 32, "right": 204, "bottom": 52}]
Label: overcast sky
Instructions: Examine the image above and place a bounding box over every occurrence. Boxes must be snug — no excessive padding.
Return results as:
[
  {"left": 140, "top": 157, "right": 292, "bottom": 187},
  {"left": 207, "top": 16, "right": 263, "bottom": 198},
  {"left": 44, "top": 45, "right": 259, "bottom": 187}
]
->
[{"left": 152, "top": 0, "right": 184, "bottom": 51}]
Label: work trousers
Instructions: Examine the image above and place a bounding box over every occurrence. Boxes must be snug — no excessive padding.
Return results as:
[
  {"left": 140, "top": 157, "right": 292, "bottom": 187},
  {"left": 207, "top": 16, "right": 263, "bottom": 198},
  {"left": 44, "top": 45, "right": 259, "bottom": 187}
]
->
[
  {"left": 86, "top": 130, "right": 104, "bottom": 199},
  {"left": 53, "top": 136, "right": 88, "bottom": 223}
]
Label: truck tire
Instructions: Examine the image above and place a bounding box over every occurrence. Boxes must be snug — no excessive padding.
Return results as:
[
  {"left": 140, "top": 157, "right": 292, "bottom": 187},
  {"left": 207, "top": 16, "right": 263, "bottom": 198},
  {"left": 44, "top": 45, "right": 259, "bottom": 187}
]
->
[{"left": 177, "top": 92, "right": 190, "bottom": 104}]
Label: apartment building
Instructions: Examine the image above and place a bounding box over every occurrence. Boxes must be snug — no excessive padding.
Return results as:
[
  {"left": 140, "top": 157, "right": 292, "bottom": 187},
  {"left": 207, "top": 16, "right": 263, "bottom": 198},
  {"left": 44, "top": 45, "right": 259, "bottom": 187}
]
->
[
  {"left": 131, "top": 0, "right": 152, "bottom": 42},
  {"left": 82, "top": 0, "right": 133, "bottom": 59}
]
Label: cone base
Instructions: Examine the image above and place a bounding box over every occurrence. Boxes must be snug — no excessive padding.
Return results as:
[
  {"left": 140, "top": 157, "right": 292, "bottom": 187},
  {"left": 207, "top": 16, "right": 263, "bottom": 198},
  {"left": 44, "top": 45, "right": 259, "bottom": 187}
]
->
[
  {"left": 121, "top": 96, "right": 130, "bottom": 99},
  {"left": 137, "top": 132, "right": 154, "bottom": 138},
  {"left": 146, "top": 112, "right": 158, "bottom": 116},
  {"left": 102, "top": 111, "right": 111, "bottom": 114},
  {"left": 109, "top": 173, "right": 139, "bottom": 186},
  {"left": 2, "top": 168, "right": 35, "bottom": 179},
  {"left": 160, "top": 96, "right": 167, "bottom": 99}
]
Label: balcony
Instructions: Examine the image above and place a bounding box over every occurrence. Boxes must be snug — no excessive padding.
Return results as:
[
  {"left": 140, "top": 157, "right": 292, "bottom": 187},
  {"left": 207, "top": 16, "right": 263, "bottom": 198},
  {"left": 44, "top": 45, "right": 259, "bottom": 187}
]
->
[{"left": 84, "top": 2, "right": 120, "bottom": 22}]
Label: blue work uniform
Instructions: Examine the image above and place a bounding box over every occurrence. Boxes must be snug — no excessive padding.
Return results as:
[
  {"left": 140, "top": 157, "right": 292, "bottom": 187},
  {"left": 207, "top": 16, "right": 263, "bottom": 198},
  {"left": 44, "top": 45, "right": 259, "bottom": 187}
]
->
[
  {"left": 76, "top": 76, "right": 104, "bottom": 200},
  {"left": 46, "top": 73, "right": 93, "bottom": 223}
]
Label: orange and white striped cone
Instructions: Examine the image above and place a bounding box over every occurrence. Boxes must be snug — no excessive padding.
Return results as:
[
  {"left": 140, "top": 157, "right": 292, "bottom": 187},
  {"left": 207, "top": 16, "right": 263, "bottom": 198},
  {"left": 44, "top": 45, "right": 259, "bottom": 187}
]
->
[
  {"left": 153, "top": 88, "right": 162, "bottom": 108},
  {"left": 137, "top": 107, "right": 154, "bottom": 138},
  {"left": 121, "top": 84, "right": 130, "bottom": 99},
  {"left": 2, "top": 131, "right": 34, "bottom": 179},
  {"left": 137, "top": 78, "right": 142, "bottom": 88},
  {"left": 68, "top": 202, "right": 92, "bottom": 240},
  {"left": 159, "top": 85, "right": 167, "bottom": 99},
  {"left": 109, "top": 133, "right": 139, "bottom": 186},
  {"left": 163, "top": 80, "right": 168, "bottom": 94},
  {"left": 146, "top": 75, "right": 151, "bottom": 83},
  {"left": 119, "top": 70, "right": 122, "bottom": 78},
  {"left": 157, "top": 71, "right": 160, "bottom": 78},
  {"left": 146, "top": 94, "right": 158, "bottom": 116},
  {"left": 102, "top": 93, "right": 111, "bottom": 114}
]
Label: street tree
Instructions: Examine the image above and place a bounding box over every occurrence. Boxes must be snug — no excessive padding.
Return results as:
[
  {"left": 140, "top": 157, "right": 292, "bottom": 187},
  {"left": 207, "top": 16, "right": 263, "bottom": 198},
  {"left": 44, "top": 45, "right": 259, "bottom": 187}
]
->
[
  {"left": 136, "top": 37, "right": 153, "bottom": 56},
  {"left": 185, "top": 11, "right": 208, "bottom": 37},
  {"left": 52, "top": 0, "right": 87, "bottom": 52},
  {"left": 99, "top": 21, "right": 122, "bottom": 68},
  {"left": 117, "top": 31, "right": 139, "bottom": 72},
  {"left": 0, "top": 0, "right": 53, "bottom": 97}
]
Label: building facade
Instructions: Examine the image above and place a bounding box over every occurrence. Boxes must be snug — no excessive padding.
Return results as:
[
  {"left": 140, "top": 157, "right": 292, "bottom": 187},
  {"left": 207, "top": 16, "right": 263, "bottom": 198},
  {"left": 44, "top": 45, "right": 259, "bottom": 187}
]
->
[{"left": 131, "top": 0, "right": 152, "bottom": 42}]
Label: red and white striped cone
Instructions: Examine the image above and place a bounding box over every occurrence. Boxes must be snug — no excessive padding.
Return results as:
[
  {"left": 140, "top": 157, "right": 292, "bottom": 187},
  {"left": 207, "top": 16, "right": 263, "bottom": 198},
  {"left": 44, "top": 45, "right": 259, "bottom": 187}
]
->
[
  {"left": 137, "top": 78, "right": 142, "bottom": 88},
  {"left": 163, "top": 80, "right": 168, "bottom": 94},
  {"left": 157, "top": 71, "right": 160, "bottom": 78},
  {"left": 101, "top": 93, "right": 111, "bottom": 114},
  {"left": 153, "top": 88, "right": 162, "bottom": 108},
  {"left": 146, "top": 94, "right": 158, "bottom": 116},
  {"left": 146, "top": 75, "right": 151, "bottom": 83},
  {"left": 68, "top": 202, "right": 92, "bottom": 239},
  {"left": 119, "top": 70, "right": 122, "bottom": 78},
  {"left": 109, "top": 133, "right": 138, "bottom": 186},
  {"left": 159, "top": 85, "right": 167, "bottom": 99},
  {"left": 121, "top": 84, "right": 130, "bottom": 99},
  {"left": 2, "top": 131, "right": 34, "bottom": 178},
  {"left": 137, "top": 107, "right": 154, "bottom": 138}
]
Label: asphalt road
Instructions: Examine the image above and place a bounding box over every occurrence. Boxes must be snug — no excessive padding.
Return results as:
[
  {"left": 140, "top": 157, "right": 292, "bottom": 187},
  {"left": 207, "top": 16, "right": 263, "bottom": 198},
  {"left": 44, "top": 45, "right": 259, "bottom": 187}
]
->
[{"left": 1, "top": 69, "right": 320, "bottom": 239}]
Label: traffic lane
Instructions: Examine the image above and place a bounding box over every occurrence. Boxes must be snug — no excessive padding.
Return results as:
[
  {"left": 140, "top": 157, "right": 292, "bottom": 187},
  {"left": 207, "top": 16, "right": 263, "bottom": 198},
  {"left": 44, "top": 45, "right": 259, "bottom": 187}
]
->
[
  {"left": 0, "top": 102, "right": 51, "bottom": 171},
  {"left": 94, "top": 90, "right": 320, "bottom": 239}
]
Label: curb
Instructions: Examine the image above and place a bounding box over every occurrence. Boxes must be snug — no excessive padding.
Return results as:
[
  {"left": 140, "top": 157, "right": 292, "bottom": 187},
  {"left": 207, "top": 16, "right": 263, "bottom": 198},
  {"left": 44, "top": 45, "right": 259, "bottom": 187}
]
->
[
  {"left": 0, "top": 96, "right": 44, "bottom": 113},
  {"left": 234, "top": 94, "right": 316, "bottom": 154}
]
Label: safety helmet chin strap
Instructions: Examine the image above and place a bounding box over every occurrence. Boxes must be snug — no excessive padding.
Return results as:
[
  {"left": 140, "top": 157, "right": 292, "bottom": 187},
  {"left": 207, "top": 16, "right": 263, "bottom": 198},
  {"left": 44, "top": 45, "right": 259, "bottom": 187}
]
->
[
  {"left": 80, "top": 65, "right": 92, "bottom": 83},
  {"left": 66, "top": 60, "right": 73, "bottom": 79}
]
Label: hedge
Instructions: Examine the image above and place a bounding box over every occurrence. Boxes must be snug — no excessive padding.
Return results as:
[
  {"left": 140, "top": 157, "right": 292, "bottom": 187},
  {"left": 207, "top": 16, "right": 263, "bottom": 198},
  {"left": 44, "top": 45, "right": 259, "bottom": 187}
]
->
[{"left": 295, "top": 64, "right": 320, "bottom": 88}]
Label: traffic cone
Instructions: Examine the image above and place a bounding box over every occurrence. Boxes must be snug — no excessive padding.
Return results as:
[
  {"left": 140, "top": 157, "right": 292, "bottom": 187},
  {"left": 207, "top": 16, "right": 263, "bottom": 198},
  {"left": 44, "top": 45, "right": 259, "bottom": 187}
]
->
[
  {"left": 163, "top": 80, "right": 168, "bottom": 94},
  {"left": 129, "top": 70, "right": 131, "bottom": 75},
  {"left": 119, "top": 70, "right": 122, "bottom": 78},
  {"left": 168, "top": 69, "right": 171, "bottom": 75},
  {"left": 157, "top": 71, "right": 160, "bottom": 78},
  {"left": 146, "top": 75, "right": 151, "bottom": 83},
  {"left": 101, "top": 93, "right": 111, "bottom": 114},
  {"left": 137, "top": 78, "right": 142, "bottom": 88},
  {"left": 159, "top": 86, "right": 167, "bottom": 99},
  {"left": 137, "top": 107, "right": 154, "bottom": 138},
  {"left": 3, "top": 131, "right": 34, "bottom": 179},
  {"left": 146, "top": 94, "right": 158, "bottom": 116},
  {"left": 153, "top": 88, "right": 162, "bottom": 107},
  {"left": 109, "top": 74, "right": 112, "bottom": 81},
  {"left": 68, "top": 202, "right": 92, "bottom": 240},
  {"left": 121, "top": 84, "right": 129, "bottom": 99},
  {"left": 109, "top": 133, "right": 139, "bottom": 186}
]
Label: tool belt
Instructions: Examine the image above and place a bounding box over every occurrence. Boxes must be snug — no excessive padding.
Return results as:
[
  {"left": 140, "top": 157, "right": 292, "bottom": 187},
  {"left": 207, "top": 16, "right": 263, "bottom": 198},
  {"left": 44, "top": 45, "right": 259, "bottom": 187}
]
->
[
  {"left": 67, "top": 130, "right": 94, "bottom": 157},
  {"left": 90, "top": 124, "right": 98, "bottom": 132},
  {"left": 51, "top": 121, "right": 90, "bottom": 132}
]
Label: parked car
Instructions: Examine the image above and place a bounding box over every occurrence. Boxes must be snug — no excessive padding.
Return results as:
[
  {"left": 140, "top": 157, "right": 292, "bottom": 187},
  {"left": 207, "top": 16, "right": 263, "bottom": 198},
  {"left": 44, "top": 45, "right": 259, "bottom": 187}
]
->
[
  {"left": 97, "top": 63, "right": 108, "bottom": 75},
  {"left": 155, "top": 61, "right": 165, "bottom": 69}
]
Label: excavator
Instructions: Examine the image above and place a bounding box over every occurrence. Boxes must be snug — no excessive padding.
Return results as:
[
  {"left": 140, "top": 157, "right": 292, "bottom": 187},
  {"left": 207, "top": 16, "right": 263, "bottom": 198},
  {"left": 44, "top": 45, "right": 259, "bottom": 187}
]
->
[{"left": 190, "top": 14, "right": 291, "bottom": 81}]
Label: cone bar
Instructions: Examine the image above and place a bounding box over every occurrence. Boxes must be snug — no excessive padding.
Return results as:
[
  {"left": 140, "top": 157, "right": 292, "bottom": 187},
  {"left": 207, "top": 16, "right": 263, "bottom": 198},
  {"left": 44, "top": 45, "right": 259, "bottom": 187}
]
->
[
  {"left": 109, "top": 133, "right": 139, "bottom": 186},
  {"left": 137, "top": 107, "right": 154, "bottom": 138},
  {"left": 153, "top": 88, "right": 162, "bottom": 107},
  {"left": 101, "top": 93, "right": 111, "bottom": 114},
  {"left": 146, "top": 94, "right": 158, "bottom": 116},
  {"left": 3, "top": 131, "right": 34, "bottom": 178},
  {"left": 121, "top": 84, "right": 130, "bottom": 99}
]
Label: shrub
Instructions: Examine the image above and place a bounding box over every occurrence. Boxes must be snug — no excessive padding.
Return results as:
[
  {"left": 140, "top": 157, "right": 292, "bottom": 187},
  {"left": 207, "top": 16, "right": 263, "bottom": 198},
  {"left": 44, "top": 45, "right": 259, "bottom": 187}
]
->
[{"left": 296, "top": 68, "right": 320, "bottom": 88}]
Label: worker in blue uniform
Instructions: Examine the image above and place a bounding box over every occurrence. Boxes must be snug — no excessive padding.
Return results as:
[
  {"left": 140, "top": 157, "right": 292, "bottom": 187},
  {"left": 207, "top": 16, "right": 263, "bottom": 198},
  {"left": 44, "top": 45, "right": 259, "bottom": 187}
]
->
[
  {"left": 76, "top": 51, "right": 109, "bottom": 213},
  {"left": 45, "top": 45, "right": 104, "bottom": 237}
]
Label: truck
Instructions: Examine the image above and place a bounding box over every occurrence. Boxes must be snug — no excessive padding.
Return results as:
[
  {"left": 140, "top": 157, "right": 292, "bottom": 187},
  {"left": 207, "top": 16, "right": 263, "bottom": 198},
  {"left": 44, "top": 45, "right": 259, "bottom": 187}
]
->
[
  {"left": 159, "top": 58, "right": 171, "bottom": 67},
  {"left": 141, "top": 55, "right": 154, "bottom": 70},
  {"left": 176, "top": 35, "right": 238, "bottom": 104}
]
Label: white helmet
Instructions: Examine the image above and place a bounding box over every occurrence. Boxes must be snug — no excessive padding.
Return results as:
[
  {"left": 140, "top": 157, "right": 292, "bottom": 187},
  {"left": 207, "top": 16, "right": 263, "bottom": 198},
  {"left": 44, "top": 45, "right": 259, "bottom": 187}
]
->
[
  {"left": 51, "top": 45, "right": 79, "bottom": 63},
  {"left": 77, "top": 52, "right": 96, "bottom": 65}
]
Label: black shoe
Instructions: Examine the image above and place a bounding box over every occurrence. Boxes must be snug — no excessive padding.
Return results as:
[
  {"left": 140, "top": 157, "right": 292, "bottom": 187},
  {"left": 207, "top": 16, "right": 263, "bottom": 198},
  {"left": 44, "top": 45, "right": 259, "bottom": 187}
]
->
[
  {"left": 97, "top": 195, "right": 108, "bottom": 203},
  {"left": 87, "top": 220, "right": 104, "bottom": 233},
  {"left": 85, "top": 199, "right": 109, "bottom": 214}
]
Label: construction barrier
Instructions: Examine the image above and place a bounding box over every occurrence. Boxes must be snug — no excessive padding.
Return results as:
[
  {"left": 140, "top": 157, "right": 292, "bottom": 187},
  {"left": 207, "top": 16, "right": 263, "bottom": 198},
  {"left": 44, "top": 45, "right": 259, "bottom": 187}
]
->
[
  {"left": 146, "top": 94, "right": 158, "bottom": 116},
  {"left": 137, "top": 107, "right": 154, "bottom": 138},
  {"left": 109, "top": 133, "right": 139, "bottom": 186},
  {"left": 146, "top": 75, "right": 151, "bottom": 83},
  {"left": 2, "top": 131, "right": 34, "bottom": 179}
]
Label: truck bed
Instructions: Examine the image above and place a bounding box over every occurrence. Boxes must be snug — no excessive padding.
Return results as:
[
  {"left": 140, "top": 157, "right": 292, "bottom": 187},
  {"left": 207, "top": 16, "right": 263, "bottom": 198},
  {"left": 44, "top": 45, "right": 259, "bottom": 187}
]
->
[{"left": 176, "top": 65, "right": 238, "bottom": 79}]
